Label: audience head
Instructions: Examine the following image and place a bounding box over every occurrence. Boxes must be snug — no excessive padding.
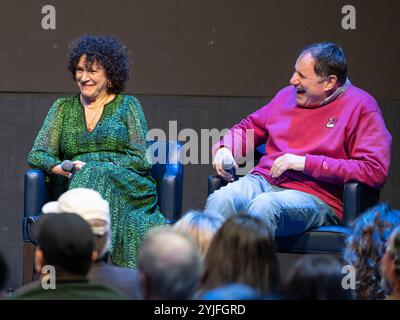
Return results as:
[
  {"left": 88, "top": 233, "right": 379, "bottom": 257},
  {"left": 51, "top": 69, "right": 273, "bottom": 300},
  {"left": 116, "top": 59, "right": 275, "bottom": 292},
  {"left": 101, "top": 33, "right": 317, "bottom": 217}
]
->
[
  {"left": 35, "top": 213, "right": 95, "bottom": 277},
  {"left": 284, "top": 255, "right": 353, "bottom": 300},
  {"left": 137, "top": 226, "right": 202, "bottom": 300},
  {"left": 344, "top": 203, "right": 400, "bottom": 299},
  {"left": 200, "top": 214, "right": 279, "bottom": 295},
  {"left": 381, "top": 225, "right": 400, "bottom": 299},
  {"left": 42, "top": 188, "right": 111, "bottom": 260},
  {"left": 200, "top": 283, "right": 259, "bottom": 300},
  {"left": 173, "top": 210, "right": 225, "bottom": 256}
]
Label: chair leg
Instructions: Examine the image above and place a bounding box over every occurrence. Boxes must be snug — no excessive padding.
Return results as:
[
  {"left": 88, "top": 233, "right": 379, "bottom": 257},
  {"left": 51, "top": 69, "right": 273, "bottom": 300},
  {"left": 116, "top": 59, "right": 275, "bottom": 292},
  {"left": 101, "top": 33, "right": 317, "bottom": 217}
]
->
[{"left": 22, "top": 242, "right": 36, "bottom": 285}]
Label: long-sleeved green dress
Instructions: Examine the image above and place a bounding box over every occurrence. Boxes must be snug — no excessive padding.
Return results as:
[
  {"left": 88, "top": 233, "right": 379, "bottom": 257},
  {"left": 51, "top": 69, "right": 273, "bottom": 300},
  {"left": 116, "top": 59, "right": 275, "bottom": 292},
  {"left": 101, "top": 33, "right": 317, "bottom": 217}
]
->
[{"left": 28, "top": 94, "right": 166, "bottom": 267}]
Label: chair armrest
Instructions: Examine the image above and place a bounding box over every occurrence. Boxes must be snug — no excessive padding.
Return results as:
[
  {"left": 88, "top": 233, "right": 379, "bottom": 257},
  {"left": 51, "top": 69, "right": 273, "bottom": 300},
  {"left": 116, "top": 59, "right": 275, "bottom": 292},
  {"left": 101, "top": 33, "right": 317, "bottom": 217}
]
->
[
  {"left": 343, "top": 182, "right": 380, "bottom": 226},
  {"left": 208, "top": 175, "right": 227, "bottom": 195},
  {"left": 24, "top": 169, "right": 47, "bottom": 218},
  {"left": 23, "top": 170, "right": 46, "bottom": 241},
  {"left": 23, "top": 215, "right": 43, "bottom": 243},
  {"left": 161, "top": 173, "right": 183, "bottom": 224},
  {"left": 208, "top": 173, "right": 246, "bottom": 195}
]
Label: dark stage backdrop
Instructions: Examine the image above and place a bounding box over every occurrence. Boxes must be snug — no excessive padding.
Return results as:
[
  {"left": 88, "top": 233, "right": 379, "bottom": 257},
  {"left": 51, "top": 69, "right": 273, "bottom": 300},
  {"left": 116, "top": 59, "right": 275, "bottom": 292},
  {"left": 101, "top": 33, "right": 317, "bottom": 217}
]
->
[{"left": 0, "top": 0, "right": 399, "bottom": 290}]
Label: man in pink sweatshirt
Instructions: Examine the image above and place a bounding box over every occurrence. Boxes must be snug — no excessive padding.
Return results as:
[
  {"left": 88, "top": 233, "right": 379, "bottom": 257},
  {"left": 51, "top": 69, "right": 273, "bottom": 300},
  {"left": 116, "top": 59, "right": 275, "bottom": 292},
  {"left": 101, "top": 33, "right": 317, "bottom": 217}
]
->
[{"left": 205, "top": 42, "right": 391, "bottom": 236}]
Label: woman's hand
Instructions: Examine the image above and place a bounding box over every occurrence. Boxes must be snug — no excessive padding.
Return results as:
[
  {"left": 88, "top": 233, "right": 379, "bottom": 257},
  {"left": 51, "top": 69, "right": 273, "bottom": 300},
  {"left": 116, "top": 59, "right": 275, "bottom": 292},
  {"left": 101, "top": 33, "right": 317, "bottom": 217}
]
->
[
  {"left": 51, "top": 160, "right": 86, "bottom": 177},
  {"left": 72, "top": 160, "right": 86, "bottom": 171},
  {"left": 51, "top": 164, "right": 72, "bottom": 177}
]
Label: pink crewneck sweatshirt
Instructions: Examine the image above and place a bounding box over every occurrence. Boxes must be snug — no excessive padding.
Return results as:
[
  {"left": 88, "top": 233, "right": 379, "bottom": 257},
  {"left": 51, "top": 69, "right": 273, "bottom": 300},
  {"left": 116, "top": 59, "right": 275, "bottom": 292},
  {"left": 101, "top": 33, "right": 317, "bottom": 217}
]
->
[{"left": 214, "top": 84, "right": 392, "bottom": 220}]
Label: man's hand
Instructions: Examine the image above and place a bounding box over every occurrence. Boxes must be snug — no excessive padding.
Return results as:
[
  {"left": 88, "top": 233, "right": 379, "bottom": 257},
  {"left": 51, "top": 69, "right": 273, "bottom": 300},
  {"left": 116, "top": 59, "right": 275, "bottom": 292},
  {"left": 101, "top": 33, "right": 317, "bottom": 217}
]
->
[
  {"left": 213, "top": 147, "right": 238, "bottom": 182},
  {"left": 270, "top": 153, "right": 305, "bottom": 178}
]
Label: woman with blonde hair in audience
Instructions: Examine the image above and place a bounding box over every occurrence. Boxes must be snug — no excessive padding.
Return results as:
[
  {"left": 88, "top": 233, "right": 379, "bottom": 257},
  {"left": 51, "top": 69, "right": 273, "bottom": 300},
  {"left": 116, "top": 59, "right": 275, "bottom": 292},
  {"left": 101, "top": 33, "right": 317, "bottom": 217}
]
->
[{"left": 173, "top": 210, "right": 225, "bottom": 257}]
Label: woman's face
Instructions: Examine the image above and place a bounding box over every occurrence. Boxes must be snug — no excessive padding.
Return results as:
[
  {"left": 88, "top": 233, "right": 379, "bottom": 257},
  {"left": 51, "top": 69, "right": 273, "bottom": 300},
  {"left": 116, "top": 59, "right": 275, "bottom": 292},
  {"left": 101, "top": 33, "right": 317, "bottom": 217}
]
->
[{"left": 76, "top": 55, "right": 109, "bottom": 101}]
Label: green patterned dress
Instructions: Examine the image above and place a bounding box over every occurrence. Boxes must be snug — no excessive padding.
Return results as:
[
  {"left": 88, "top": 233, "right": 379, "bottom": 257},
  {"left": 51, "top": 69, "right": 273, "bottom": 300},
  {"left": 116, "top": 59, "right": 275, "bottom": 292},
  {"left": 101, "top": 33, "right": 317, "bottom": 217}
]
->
[{"left": 28, "top": 94, "right": 166, "bottom": 267}]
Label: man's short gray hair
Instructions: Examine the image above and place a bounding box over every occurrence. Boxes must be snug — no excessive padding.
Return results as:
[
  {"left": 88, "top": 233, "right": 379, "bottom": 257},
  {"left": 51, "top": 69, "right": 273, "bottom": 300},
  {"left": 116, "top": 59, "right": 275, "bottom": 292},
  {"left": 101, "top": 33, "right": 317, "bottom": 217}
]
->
[{"left": 137, "top": 226, "right": 202, "bottom": 300}]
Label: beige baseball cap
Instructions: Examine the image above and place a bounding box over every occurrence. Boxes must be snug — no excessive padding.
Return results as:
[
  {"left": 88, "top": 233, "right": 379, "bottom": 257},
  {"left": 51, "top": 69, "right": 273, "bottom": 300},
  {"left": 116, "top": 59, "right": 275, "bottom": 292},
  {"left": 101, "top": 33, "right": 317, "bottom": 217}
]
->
[{"left": 42, "top": 188, "right": 110, "bottom": 236}]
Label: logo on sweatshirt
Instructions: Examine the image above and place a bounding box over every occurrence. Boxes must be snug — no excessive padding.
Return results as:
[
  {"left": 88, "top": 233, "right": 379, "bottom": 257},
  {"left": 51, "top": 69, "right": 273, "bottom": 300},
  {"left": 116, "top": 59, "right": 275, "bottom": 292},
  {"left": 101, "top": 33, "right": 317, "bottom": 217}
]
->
[{"left": 326, "top": 118, "right": 338, "bottom": 128}]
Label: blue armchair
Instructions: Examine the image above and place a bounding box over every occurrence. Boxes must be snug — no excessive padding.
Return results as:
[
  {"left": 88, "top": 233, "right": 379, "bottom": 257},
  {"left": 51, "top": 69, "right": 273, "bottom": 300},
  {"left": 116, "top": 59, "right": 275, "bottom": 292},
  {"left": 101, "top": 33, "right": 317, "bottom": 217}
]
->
[{"left": 23, "top": 140, "right": 184, "bottom": 284}]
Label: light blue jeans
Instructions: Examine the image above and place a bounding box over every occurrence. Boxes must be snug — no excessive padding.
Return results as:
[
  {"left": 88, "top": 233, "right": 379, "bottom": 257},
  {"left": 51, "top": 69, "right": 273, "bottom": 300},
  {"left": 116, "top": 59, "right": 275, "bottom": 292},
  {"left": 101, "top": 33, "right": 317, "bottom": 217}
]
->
[{"left": 205, "top": 174, "right": 339, "bottom": 236}]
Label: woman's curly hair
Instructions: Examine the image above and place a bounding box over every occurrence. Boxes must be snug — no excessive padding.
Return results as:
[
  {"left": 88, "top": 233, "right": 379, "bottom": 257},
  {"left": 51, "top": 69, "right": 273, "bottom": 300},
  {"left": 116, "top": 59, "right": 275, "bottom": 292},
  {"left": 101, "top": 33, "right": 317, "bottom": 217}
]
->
[
  {"left": 67, "top": 35, "right": 130, "bottom": 94},
  {"left": 344, "top": 203, "right": 400, "bottom": 300}
]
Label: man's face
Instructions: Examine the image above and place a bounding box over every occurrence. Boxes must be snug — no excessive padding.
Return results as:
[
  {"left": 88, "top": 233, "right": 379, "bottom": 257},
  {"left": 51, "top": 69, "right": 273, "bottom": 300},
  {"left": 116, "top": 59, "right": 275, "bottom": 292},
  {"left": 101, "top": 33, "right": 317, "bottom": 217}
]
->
[{"left": 289, "top": 52, "right": 330, "bottom": 107}]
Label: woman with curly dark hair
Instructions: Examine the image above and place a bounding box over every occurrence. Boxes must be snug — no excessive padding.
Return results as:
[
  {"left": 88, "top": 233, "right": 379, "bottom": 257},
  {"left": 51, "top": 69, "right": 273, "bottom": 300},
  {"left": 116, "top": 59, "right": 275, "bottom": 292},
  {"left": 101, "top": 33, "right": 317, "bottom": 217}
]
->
[
  {"left": 344, "top": 203, "right": 400, "bottom": 300},
  {"left": 28, "top": 35, "right": 166, "bottom": 267}
]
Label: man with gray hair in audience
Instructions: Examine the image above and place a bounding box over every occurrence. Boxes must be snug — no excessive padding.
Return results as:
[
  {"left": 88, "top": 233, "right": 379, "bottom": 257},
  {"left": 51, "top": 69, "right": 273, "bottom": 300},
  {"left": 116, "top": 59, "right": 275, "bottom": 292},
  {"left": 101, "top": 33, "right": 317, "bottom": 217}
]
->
[
  {"left": 137, "top": 226, "right": 202, "bottom": 300},
  {"left": 42, "top": 188, "right": 142, "bottom": 299},
  {"left": 381, "top": 225, "right": 400, "bottom": 300}
]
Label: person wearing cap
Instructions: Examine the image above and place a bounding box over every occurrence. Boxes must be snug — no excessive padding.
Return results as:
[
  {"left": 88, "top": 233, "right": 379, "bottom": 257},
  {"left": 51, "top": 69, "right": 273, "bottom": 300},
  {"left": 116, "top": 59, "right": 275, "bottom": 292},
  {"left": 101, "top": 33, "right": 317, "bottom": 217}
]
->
[
  {"left": 42, "top": 188, "right": 143, "bottom": 299},
  {"left": 10, "top": 213, "right": 128, "bottom": 300}
]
